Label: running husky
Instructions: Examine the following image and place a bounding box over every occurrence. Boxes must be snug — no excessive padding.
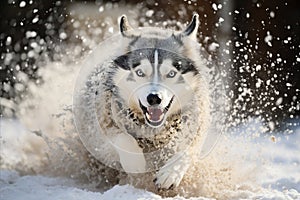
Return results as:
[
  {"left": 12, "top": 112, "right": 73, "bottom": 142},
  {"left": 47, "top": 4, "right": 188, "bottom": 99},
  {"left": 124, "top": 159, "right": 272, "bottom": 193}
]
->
[{"left": 74, "top": 14, "right": 210, "bottom": 190}]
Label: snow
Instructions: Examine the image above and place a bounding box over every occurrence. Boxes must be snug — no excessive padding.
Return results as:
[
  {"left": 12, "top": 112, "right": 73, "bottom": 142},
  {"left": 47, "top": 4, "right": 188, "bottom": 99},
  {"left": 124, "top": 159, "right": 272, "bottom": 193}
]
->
[
  {"left": 212, "top": 3, "right": 218, "bottom": 11},
  {"left": 212, "top": 3, "right": 222, "bottom": 11},
  {"left": 264, "top": 31, "right": 273, "bottom": 47},
  {"left": 0, "top": 170, "right": 102, "bottom": 200},
  {"left": 25, "top": 31, "right": 37, "bottom": 38},
  {"left": 98, "top": 6, "right": 104, "bottom": 13},
  {"left": 1, "top": 2, "right": 300, "bottom": 199},
  {"left": 1, "top": 119, "right": 299, "bottom": 200},
  {"left": 0, "top": 171, "right": 205, "bottom": 200},
  {"left": 32, "top": 17, "right": 39, "bottom": 24},
  {"left": 59, "top": 32, "right": 68, "bottom": 40},
  {"left": 145, "top": 10, "right": 154, "bottom": 18},
  {"left": 19, "top": 1, "right": 26, "bottom": 8},
  {"left": 5, "top": 36, "right": 12, "bottom": 46},
  {"left": 208, "top": 42, "right": 219, "bottom": 52},
  {"left": 270, "top": 11, "right": 275, "bottom": 18}
]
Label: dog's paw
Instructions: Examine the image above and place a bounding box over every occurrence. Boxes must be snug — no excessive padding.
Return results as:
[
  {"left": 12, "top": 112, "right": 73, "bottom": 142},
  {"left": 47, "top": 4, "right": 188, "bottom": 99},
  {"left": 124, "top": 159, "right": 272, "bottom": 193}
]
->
[
  {"left": 114, "top": 133, "right": 146, "bottom": 173},
  {"left": 154, "top": 153, "right": 190, "bottom": 189},
  {"left": 154, "top": 168, "right": 184, "bottom": 189}
]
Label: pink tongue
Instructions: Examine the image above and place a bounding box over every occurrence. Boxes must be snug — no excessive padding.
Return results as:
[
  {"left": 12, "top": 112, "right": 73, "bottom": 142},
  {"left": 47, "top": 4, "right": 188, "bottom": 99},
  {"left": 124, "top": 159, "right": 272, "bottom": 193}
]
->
[{"left": 147, "top": 107, "right": 163, "bottom": 122}]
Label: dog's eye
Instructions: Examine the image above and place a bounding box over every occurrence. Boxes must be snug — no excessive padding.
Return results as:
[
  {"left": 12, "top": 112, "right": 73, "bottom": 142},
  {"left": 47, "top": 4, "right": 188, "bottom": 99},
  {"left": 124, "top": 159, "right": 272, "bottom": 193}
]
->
[
  {"left": 166, "top": 70, "right": 177, "bottom": 78},
  {"left": 135, "top": 69, "right": 145, "bottom": 77}
]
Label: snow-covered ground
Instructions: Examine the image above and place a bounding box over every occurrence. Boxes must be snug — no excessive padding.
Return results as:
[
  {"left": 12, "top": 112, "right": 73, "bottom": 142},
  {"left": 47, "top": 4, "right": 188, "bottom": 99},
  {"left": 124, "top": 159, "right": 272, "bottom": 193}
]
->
[
  {"left": 0, "top": 3, "right": 299, "bottom": 199},
  {"left": 1, "top": 119, "right": 299, "bottom": 200}
]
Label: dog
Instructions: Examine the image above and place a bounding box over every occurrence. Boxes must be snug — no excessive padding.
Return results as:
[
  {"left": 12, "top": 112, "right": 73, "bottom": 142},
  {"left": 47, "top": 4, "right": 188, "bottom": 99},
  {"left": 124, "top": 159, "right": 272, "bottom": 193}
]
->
[{"left": 73, "top": 13, "right": 210, "bottom": 190}]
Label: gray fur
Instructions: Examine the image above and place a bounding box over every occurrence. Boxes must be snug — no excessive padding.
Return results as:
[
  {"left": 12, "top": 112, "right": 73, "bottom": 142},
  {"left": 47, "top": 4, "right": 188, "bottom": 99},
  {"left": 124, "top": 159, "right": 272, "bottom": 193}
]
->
[{"left": 74, "top": 14, "right": 210, "bottom": 190}]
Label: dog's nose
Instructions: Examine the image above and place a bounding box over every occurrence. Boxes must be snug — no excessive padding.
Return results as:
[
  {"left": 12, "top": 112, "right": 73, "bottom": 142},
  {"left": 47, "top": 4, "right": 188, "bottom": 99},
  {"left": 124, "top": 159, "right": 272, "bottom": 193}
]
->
[{"left": 147, "top": 93, "right": 162, "bottom": 106}]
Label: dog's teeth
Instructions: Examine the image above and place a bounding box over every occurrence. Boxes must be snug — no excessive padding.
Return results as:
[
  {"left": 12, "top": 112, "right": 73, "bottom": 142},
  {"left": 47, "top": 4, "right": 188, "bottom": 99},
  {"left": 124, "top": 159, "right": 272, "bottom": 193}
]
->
[
  {"left": 146, "top": 112, "right": 150, "bottom": 120},
  {"left": 159, "top": 113, "right": 164, "bottom": 121}
]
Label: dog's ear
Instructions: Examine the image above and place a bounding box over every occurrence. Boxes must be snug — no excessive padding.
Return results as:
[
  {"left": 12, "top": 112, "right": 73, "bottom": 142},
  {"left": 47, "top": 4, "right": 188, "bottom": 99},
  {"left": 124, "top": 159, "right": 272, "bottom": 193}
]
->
[
  {"left": 181, "top": 13, "right": 199, "bottom": 40},
  {"left": 119, "top": 15, "right": 133, "bottom": 37},
  {"left": 114, "top": 54, "right": 130, "bottom": 70}
]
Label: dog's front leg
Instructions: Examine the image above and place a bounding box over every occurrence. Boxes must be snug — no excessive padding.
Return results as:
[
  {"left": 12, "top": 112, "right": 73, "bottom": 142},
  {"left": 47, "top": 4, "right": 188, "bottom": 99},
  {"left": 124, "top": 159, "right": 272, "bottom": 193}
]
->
[
  {"left": 113, "top": 133, "right": 146, "bottom": 173},
  {"left": 154, "top": 151, "right": 191, "bottom": 189}
]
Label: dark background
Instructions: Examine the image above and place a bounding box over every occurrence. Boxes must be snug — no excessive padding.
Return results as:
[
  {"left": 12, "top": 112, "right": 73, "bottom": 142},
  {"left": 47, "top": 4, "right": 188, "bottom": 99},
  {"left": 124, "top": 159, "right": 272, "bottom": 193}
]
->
[{"left": 1, "top": 0, "right": 299, "bottom": 130}]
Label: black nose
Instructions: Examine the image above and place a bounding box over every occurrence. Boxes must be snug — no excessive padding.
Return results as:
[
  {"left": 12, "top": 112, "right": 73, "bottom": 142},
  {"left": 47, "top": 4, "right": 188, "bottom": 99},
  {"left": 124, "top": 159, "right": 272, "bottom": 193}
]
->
[{"left": 147, "top": 93, "right": 162, "bottom": 106}]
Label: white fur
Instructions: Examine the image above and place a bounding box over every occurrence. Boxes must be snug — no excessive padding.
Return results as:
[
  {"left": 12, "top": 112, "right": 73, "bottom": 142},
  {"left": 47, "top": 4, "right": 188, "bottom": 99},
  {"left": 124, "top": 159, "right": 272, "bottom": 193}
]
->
[
  {"left": 74, "top": 14, "right": 210, "bottom": 190},
  {"left": 155, "top": 151, "right": 191, "bottom": 188},
  {"left": 153, "top": 49, "right": 159, "bottom": 83},
  {"left": 113, "top": 133, "right": 146, "bottom": 173}
]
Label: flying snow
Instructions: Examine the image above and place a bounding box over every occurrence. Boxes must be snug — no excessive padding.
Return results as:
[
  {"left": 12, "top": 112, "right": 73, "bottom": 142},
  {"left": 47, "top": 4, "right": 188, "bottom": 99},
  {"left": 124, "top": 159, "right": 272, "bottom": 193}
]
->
[{"left": 1, "top": 1, "right": 299, "bottom": 200}]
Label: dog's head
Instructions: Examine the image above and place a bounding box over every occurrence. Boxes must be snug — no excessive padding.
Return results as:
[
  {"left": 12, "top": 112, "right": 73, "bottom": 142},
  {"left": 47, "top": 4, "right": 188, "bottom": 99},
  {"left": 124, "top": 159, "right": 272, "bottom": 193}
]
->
[{"left": 112, "top": 14, "right": 202, "bottom": 128}]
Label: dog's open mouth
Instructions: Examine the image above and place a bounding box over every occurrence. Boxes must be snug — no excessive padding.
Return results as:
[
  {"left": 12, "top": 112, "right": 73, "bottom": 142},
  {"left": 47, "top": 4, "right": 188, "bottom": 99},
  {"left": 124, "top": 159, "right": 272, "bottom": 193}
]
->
[{"left": 139, "top": 96, "right": 174, "bottom": 127}]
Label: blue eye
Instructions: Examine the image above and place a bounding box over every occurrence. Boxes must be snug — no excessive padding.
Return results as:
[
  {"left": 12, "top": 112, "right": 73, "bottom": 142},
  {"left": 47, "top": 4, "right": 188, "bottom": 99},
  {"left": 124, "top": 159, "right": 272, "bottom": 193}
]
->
[
  {"left": 166, "top": 70, "right": 177, "bottom": 78},
  {"left": 136, "top": 69, "right": 145, "bottom": 77}
]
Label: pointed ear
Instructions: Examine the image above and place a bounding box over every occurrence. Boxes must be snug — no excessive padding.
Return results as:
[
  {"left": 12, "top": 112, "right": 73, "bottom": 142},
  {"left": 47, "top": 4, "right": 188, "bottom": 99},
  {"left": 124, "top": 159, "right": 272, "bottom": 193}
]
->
[
  {"left": 181, "top": 13, "right": 199, "bottom": 39},
  {"left": 119, "top": 15, "right": 133, "bottom": 37}
]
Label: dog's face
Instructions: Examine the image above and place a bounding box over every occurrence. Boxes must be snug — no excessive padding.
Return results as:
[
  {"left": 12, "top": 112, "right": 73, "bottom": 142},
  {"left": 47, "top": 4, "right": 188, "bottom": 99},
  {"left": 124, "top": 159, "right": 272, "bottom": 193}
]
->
[{"left": 112, "top": 15, "right": 201, "bottom": 128}]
